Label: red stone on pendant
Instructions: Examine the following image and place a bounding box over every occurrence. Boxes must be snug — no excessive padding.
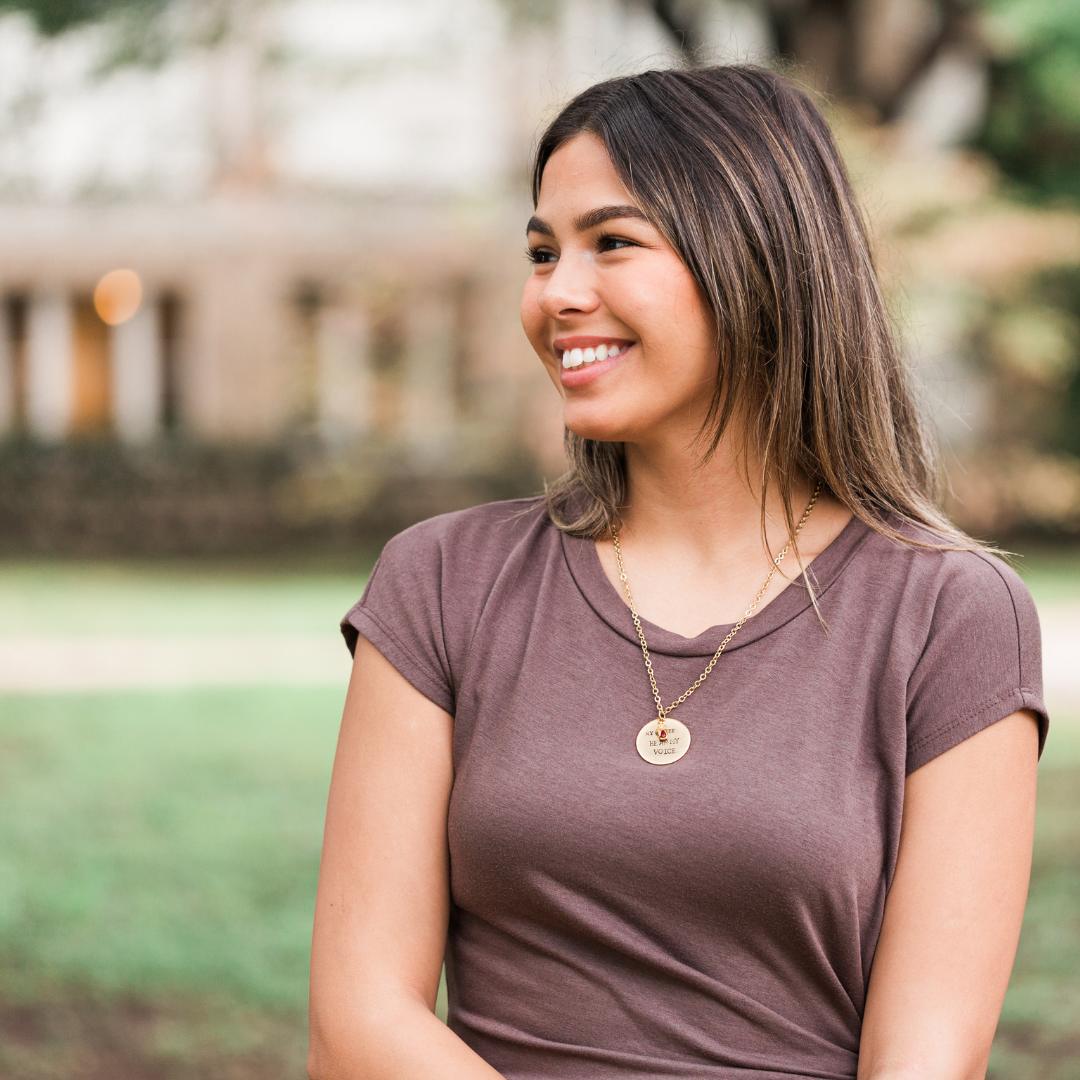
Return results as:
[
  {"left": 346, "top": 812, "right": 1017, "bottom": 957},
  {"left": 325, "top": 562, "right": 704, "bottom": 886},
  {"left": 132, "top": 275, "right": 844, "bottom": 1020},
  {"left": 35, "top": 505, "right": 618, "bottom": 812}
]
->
[{"left": 657, "top": 727, "right": 668, "bottom": 741}]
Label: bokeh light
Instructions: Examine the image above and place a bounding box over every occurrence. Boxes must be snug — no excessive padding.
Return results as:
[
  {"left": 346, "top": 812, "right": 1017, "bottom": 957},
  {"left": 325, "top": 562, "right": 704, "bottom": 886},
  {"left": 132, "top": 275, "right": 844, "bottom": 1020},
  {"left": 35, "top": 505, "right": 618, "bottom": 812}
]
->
[{"left": 93, "top": 268, "right": 143, "bottom": 325}]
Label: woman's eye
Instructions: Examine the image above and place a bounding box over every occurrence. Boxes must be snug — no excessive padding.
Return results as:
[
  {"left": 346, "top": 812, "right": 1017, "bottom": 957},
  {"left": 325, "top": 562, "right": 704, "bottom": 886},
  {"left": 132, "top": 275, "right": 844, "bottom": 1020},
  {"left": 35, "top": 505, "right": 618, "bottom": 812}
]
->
[
  {"left": 524, "top": 246, "right": 555, "bottom": 265},
  {"left": 524, "top": 234, "right": 637, "bottom": 265},
  {"left": 597, "top": 234, "right": 636, "bottom": 252}
]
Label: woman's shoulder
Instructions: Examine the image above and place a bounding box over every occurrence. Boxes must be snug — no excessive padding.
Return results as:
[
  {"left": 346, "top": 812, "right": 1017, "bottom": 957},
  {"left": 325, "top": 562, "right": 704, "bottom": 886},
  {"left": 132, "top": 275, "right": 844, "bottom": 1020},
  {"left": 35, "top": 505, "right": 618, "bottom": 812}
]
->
[
  {"left": 859, "top": 508, "right": 1042, "bottom": 650},
  {"left": 868, "top": 511, "right": 1050, "bottom": 769},
  {"left": 390, "top": 493, "right": 548, "bottom": 544},
  {"left": 870, "top": 508, "right": 1035, "bottom": 594},
  {"left": 341, "top": 495, "right": 554, "bottom": 694},
  {"left": 375, "top": 494, "right": 552, "bottom": 576}
]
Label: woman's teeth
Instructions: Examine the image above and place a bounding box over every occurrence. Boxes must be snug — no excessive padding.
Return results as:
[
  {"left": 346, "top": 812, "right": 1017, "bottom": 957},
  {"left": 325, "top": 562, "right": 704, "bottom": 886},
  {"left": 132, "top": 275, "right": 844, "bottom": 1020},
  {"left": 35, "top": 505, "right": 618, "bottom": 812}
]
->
[{"left": 560, "top": 343, "right": 632, "bottom": 369}]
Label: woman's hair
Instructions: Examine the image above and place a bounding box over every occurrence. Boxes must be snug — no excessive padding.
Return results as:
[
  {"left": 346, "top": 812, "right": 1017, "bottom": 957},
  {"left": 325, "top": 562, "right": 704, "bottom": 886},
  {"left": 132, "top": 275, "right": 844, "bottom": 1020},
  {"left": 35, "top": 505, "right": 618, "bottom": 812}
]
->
[{"left": 519, "top": 61, "right": 1019, "bottom": 605}]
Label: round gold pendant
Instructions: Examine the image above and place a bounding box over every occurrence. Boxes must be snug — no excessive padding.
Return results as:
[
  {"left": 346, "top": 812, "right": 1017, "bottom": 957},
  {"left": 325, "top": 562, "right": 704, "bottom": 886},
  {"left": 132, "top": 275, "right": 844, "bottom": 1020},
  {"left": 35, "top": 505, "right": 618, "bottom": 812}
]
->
[{"left": 636, "top": 717, "right": 691, "bottom": 765}]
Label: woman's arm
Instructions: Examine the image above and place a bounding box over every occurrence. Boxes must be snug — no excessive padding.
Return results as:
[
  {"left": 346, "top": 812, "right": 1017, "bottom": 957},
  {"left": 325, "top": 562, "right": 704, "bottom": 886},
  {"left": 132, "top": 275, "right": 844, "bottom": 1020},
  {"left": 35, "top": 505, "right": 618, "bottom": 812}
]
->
[
  {"left": 308, "top": 636, "right": 506, "bottom": 1080},
  {"left": 857, "top": 708, "right": 1041, "bottom": 1079}
]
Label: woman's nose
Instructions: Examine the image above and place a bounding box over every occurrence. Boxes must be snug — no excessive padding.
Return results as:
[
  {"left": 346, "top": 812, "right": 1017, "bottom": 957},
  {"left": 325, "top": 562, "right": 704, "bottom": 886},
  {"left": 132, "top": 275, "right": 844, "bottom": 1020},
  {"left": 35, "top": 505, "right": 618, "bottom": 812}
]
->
[{"left": 537, "top": 250, "right": 600, "bottom": 318}]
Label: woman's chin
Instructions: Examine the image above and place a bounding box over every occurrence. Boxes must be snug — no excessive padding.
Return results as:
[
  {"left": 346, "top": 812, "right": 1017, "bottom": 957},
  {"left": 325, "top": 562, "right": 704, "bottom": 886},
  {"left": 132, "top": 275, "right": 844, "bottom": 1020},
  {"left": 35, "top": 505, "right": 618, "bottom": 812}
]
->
[{"left": 563, "top": 415, "right": 639, "bottom": 444}]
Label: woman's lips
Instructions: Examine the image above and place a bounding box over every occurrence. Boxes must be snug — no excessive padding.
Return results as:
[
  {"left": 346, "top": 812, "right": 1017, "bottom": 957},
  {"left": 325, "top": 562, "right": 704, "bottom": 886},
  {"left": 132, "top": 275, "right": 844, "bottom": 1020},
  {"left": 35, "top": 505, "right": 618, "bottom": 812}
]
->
[{"left": 559, "top": 343, "right": 635, "bottom": 387}]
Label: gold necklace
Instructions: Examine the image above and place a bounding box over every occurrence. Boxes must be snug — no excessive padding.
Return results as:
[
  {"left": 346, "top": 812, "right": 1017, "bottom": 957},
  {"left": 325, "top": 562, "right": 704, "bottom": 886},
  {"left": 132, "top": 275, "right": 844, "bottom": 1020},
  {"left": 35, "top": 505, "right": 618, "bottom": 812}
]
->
[{"left": 611, "top": 480, "right": 822, "bottom": 765}]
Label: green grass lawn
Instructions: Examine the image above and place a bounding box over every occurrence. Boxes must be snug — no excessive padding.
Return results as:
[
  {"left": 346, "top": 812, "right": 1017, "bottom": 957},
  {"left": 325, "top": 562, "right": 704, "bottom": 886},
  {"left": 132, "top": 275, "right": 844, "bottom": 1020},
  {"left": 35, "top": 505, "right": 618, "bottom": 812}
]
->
[
  {"left": 0, "top": 558, "right": 373, "bottom": 638},
  {"left": 0, "top": 689, "right": 1075, "bottom": 1078},
  {"left": 0, "top": 550, "right": 1077, "bottom": 1078},
  {"left": 0, "top": 687, "right": 339, "bottom": 1078}
]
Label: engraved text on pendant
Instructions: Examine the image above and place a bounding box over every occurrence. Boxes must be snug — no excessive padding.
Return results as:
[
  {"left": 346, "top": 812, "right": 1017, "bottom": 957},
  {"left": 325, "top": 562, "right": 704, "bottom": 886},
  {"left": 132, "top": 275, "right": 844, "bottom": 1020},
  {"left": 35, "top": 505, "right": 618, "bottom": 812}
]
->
[{"left": 636, "top": 717, "right": 691, "bottom": 765}]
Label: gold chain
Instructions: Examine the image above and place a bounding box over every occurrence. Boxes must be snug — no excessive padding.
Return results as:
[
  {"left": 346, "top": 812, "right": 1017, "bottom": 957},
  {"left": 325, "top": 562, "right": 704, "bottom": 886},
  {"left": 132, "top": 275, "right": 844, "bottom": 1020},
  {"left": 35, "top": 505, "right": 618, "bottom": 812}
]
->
[{"left": 611, "top": 480, "right": 822, "bottom": 729}]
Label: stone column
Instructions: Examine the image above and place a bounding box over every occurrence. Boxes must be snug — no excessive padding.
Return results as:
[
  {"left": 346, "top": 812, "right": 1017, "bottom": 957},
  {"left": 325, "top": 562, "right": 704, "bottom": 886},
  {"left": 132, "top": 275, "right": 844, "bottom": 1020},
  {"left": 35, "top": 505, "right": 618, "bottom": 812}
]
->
[
  {"left": 25, "top": 289, "right": 74, "bottom": 441},
  {"left": 110, "top": 297, "right": 163, "bottom": 443},
  {"left": 316, "top": 302, "right": 373, "bottom": 442},
  {"left": 185, "top": 260, "right": 288, "bottom": 440},
  {"left": 400, "top": 286, "right": 457, "bottom": 462}
]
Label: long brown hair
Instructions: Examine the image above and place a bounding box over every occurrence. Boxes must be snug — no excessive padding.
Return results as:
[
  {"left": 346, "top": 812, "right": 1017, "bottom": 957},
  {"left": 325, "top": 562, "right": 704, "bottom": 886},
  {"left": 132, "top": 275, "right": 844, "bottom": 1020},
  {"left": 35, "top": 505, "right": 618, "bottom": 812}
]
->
[{"left": 516, "top": 61, "right": 1019, "bottom": 614}]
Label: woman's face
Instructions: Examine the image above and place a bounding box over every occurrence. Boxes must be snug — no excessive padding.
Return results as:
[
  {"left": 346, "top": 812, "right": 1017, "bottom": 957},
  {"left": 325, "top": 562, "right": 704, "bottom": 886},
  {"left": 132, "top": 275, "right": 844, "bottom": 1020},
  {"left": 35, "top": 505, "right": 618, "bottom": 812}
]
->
[{"left": 520, "top": 132, "right": 719, "bottom": 448}]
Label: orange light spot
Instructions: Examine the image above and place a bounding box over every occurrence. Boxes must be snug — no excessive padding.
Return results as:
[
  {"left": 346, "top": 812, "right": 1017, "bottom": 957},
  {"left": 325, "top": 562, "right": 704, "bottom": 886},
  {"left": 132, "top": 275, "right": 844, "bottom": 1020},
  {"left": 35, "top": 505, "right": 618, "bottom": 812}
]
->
[{"left": 93, "top": 269, "right": 143, "bottom": 326}]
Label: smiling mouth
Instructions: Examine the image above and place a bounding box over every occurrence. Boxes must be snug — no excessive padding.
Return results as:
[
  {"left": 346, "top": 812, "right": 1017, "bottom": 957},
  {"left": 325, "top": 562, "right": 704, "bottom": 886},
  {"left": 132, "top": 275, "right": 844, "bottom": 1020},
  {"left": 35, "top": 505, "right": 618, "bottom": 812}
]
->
[
  {"left": 559, "top": 342, "right": 635, "bottom": 385},
  {"left": 557, "top": 342, "right": 636, "bottom": 369}
]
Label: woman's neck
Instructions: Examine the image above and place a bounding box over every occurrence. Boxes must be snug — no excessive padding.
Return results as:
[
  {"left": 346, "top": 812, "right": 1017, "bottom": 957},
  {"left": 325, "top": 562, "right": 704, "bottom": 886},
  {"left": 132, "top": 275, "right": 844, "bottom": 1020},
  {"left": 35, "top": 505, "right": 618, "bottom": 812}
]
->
[{"left": 615, "top": 444, "right": 834, "bottom": 574}]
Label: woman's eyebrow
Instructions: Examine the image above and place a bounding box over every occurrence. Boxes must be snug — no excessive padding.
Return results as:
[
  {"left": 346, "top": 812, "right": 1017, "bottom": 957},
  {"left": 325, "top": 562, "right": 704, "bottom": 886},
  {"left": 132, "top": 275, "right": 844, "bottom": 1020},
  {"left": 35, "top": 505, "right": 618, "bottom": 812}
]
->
[{"left": 525, "top": 204, "right": 651, "bottom": 237}]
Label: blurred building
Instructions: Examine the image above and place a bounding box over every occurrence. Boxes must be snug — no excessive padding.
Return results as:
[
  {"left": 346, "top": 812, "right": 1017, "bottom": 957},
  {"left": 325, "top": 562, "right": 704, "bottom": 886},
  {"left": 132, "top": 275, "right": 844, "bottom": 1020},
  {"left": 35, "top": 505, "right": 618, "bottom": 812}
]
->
[
  {"left": 3, "top": 0, "right": 1072, "bottom": 539},
  {"left": 0, "top": 0, "right": 693, "bottom": 471}
]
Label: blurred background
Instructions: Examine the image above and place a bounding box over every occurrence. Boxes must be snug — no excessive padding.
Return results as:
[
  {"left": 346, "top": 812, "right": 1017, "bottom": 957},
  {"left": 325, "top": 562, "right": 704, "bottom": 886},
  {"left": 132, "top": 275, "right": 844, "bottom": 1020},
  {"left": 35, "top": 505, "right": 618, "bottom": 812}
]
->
[{"left": 0, "top": 0, "right": 1076, "bottom": 1076}]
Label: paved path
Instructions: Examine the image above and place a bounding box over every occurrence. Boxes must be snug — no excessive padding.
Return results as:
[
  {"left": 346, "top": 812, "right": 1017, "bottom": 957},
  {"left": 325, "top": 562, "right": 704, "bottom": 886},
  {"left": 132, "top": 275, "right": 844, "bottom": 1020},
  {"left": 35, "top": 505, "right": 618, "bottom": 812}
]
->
[{"left": 0, "top": 634, "right": 348, "bottom": 691}]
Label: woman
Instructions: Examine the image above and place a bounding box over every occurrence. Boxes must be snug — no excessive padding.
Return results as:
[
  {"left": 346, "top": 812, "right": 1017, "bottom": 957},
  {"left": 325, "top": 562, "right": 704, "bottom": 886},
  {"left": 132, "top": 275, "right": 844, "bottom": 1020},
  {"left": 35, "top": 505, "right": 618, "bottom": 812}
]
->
[{"left": 309, "top": 63, "right": 1049, "bottom": 1079}]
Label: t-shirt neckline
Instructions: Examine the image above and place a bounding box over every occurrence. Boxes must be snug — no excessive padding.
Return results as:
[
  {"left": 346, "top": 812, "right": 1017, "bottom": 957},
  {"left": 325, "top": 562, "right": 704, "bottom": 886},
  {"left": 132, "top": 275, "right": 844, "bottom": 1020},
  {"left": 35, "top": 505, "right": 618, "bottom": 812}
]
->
[{"left": 559, "top": 506, "right": 872, "bottom": 656}]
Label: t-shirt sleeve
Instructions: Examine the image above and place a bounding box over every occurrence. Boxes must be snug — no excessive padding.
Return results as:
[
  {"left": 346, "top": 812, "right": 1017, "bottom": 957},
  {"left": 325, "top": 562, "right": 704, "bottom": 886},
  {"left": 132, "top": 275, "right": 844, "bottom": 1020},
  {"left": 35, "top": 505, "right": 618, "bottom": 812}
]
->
[
  {"left": 904, "top": 552, "right": 1050, "bottom": 775},
  {"left": 339, "top": 525, "right": 455, "bottom": 715}
]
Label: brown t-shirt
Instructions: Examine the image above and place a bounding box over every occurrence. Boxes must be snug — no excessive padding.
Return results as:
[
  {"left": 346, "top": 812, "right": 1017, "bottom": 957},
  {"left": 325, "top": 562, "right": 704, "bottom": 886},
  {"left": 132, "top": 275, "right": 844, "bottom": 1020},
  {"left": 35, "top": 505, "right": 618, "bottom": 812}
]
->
[{"left": 339, "top": 494, "right": 1050, "bottom": 1079}]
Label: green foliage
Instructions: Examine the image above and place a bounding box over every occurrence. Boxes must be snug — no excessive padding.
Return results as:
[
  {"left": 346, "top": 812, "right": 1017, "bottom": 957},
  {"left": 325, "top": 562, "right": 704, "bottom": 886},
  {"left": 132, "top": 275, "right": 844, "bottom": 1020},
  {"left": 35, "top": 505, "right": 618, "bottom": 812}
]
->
[
  {"left": 1034, "top": 266, "right": 1080, "bottom": 458},
  {"left": 980, "top": 266, "right": 1080, "bottom": 463},
  {"left": 0, "top": 0, "right": 170, "bottom": 36},
  {"left": 977, "top": 0, "right": 1080, "bottom": 202}
]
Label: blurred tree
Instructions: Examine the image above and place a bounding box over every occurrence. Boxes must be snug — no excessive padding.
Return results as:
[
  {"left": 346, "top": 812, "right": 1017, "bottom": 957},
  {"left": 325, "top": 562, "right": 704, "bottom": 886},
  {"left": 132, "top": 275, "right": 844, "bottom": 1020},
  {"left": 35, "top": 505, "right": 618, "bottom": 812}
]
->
[
  {"left": 0, "top": 0, "right": 242, "bottom": 70},
  {"left": 648, "top": 0, "right": 1077, "bottom": 198},
  {"left": 0, "top": 0, "right": 273, "bottom": 187},
  {"left": 0, "top": 0, "right": 169, "bottom": 35},
  {"left": 648, "top": 0, "right": 987, "bottom": 122},
  {"left": 975, "top": 0, "right": 1080, "bottom": 203},
  {"left": 648, "top": 0, "right": 1079, "bottom": 535}
]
